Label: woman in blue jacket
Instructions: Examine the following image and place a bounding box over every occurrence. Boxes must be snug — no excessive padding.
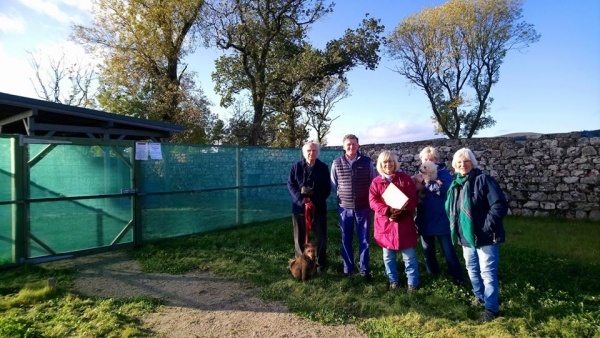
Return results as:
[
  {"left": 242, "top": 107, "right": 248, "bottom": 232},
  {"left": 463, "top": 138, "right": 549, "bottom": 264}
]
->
[
  {"left": 415, "top": 146, "right": 463, "bottom": 285},
  {"left": 446, "top": 148, "right": 508, "bottom": 323}
]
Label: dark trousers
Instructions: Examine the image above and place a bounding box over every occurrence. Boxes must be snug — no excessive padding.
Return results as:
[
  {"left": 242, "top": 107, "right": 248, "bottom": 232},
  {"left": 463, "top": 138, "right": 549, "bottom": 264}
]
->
[
  {"left": 420, "top": 234, "right": 464, "bottom": 284},
  {"left": 292, "top": 212, "right": 327, "bottom": 269}
]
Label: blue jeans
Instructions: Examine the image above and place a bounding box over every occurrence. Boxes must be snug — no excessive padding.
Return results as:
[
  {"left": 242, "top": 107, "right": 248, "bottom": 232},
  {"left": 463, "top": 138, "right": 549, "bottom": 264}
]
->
[
  {"left": 420, "top": 234, "right": 464, "bottom": 283},
  {"left": 462, "top": 244, "right": 500, "bottom": 312},
  {"left": 382, "top": 247, "right": 419, "bottom": 286},
  {"left": 338, "top": 207, "right": 371, "bottom": 275}
]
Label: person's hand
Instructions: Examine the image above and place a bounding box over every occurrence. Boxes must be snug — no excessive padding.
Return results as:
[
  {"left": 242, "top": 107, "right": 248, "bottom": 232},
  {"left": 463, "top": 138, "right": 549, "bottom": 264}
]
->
[
  {"left": 390, "top": 208, "right": 403, "bottom": 215},
  {"left": 390, "top": 213, "right": 404, "bottom": 222},
  {"left": 388, "top": 208, "right": 404, "bottom": 222},
  {"left": 413, "top": 173, "right": 424, "bottom": 183},
  {"left": 301, "top": 186, "right": 314, "bottom": 196},
  {"left": 386, "top": 207, "right": 400, "bottom": 217}
]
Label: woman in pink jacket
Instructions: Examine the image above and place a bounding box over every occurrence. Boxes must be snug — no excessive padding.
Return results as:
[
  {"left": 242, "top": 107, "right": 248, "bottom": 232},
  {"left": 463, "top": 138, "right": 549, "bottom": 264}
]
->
[{"left": 369, "top": 150, "right": 420, "bottom": 291}]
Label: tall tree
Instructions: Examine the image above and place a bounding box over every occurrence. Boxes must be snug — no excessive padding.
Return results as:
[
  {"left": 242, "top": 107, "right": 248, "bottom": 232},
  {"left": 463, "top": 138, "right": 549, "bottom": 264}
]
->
[
  {"left": 220, "top": 101, "right": 255, "bottom": 145},
  {"left": 306, "top": 76, "right": 347, "bottom": 146},
  {"left": 206, "top": 0, "right": 384, "bottom": 146},
  {"left": 209, "top": 118, "right": 226, "bottom": 145},
  {"left": 71, "top": 0, "right": 214, "bottom": 143},
  {"left": 28, "top": 49, "right": 97, "bottom": 108},
  {"left": 264, "top": 43, "right": 322, "bottom": 148},
  {"left": 387, "top": 0, "right": 540, "bottom": 139}
]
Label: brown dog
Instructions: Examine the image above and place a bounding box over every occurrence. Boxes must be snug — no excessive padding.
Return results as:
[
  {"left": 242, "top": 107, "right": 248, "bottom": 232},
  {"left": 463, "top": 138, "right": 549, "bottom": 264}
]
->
[{"left": 288, "top": 243, "right": 317, "bottom": 281}]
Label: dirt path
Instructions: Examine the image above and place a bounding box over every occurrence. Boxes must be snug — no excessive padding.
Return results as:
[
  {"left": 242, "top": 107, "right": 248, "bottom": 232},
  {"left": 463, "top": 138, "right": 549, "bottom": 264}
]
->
[{"left": 45, "top": 251, "right": 366, "bottom": 338}]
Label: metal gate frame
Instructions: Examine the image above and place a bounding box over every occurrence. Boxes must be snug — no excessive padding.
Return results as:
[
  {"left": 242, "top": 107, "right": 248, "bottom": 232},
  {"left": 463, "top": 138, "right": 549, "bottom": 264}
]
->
[{"left": 7, "top": 135, "right": 140, "bottom": 266}]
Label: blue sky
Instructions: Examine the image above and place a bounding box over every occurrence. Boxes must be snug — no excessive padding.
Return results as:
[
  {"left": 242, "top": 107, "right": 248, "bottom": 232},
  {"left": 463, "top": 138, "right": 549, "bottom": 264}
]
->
[{"left": 1, "top": 0, "right": 599, "bottom": 146}]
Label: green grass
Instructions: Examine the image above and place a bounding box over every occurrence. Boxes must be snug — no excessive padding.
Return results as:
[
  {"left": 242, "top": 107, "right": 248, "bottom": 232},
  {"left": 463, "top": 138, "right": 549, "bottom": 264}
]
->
[
  {"left": 1, "top": 213, "right": 599, "bottom": 337},
  {"left": 0, "top": 265, "right": 161, "bottom": 337}
]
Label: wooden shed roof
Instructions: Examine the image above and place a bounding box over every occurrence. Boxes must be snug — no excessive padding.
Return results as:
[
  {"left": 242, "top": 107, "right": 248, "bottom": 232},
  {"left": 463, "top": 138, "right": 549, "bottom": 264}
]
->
[{"left": 0, "top": 92, "right": 184, "bottom": 141}]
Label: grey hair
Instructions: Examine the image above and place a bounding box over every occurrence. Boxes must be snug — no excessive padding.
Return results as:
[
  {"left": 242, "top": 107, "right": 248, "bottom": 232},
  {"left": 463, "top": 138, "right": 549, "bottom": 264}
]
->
[
  {"left": 342, "top": 134, "right": 359, "bottom": 144},
  {"left": 302, "top": 141, "right": 320, "bottom": 154},
  {"left": 452, "top": 148, "right": 479, "bottom": 169}
]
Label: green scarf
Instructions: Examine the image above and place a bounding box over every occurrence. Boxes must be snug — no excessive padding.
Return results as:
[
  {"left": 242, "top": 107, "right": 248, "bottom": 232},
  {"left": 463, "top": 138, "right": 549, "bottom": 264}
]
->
[{"left": 445, "top": 173, "right": 476, "bottom": 249}]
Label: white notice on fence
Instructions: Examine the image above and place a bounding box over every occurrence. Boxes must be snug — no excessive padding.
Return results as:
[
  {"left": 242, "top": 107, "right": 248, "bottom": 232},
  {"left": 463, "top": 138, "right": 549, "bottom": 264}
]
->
[
  {"left": 135, "top": 142, "right": 149, "bottom": 160},
  {"left": 381, "top": 183, "right": 409, "bottom": 210},
  {"left": 149, "top": 142, "right": 163, "bottom": 160}
]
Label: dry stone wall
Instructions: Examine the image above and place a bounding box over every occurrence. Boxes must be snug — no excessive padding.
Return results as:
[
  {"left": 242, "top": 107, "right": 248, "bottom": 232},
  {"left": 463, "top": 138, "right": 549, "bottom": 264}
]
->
[{"left": 354, "top": 131, "right": 600, "bottom": 221}]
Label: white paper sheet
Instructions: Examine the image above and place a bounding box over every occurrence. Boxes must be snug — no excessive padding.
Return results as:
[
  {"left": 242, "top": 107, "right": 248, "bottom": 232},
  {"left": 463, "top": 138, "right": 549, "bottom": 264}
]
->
[
  {"left": 135, "top": 142, "right": 148, "bottom": 160},
  {"left": 381, "top": 182, "right": 409, "bottom": 209},
  {"left": 149, "top": 142, "right": 163, "bottom": 160}
]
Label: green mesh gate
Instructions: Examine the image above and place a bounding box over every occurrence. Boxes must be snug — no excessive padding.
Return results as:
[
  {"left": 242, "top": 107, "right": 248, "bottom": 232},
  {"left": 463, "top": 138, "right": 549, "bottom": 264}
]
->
[
  {"left": 27, "top": 140, "right": 135, "bottom": 258},
  {"left": 0, "top": 137, "right": 13, "bottom": 265},
  {"left": 0, "top": 135, "right": 341, "bottom": 267},
  {"left": 0, "top": 136, "right": 136, "bottom": 266}
]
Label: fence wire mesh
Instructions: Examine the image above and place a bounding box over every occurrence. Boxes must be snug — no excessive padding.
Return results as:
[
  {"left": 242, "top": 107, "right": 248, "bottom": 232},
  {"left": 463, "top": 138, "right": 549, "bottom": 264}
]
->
[{"left": 0, "top": 136, "right": 342, "bottom": 266}]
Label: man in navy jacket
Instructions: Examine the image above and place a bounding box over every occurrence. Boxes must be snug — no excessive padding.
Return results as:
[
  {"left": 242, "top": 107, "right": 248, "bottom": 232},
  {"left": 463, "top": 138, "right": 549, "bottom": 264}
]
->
[{"left": 287, "top": 142, "right": 331, "bottom": 272}]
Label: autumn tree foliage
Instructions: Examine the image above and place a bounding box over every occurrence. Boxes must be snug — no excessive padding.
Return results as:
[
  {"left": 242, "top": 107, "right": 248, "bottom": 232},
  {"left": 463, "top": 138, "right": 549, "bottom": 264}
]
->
[
  {"left": 71, "top": 0, "right": 216, "bottom": 143},
  {"left": 387, "top": 0, "right": 540, "bottom": 139},
  {"left": 205, "top": 0, "right": 384, "bottom": 146}
]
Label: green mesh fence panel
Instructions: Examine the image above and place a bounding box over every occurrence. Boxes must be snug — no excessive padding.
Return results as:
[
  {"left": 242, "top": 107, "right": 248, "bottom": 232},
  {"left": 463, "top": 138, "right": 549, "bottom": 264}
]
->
[
  {"left": 141, "top": 190, "right": 238, "bottom": 239},
  {"left": 29, "top": 144, "right": 132, "bottom": 198},
  {"left": 0, "top": 137, "right": 13, "bottom": 264},
  {"left": 316, "top": 149, "right": 341, "bottom": 207},
  {"left": 1, "top": 138, "right": 346, "bottom": 267},
  {"left": 0, "top": 204, "right": 11, "bottom": 264},
  {"left": 140, "top": 144, "right": 239, "bottom": 239},
  {"left": 0, "top": 138, "right": 11, "bottom": 201},
  {"left": 140, "top": 145, "right": 342, "bottom": 240},
  {"left": 141, "top": 145, "right": 238, "bottom": 194},
  {"left": 27, "top": 143, "right": 133, "bottom": 256},
  {"left": 29, "top": 198, "right": 132, "bottom": 257}
]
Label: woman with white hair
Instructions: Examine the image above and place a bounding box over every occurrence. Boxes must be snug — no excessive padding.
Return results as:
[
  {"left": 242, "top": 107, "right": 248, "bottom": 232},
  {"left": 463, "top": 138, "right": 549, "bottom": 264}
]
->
[
  {"left": 369, "top": 150, "right": 420, "bottom": 292},
  {"left": 446, "top": 148, "right": 508, "bottom": 322}
]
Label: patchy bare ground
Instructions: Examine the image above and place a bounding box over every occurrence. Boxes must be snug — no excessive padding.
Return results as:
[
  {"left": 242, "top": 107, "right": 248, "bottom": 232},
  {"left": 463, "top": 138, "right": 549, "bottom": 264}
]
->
[{"left": 43, "top": 251, "right": 366, "bottom": 338}]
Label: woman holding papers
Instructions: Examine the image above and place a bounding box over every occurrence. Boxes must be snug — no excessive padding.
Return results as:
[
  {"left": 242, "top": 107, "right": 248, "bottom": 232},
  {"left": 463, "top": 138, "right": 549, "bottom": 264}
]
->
[{"left": 369, "top": 151, "right": 420, "bottom": 292}]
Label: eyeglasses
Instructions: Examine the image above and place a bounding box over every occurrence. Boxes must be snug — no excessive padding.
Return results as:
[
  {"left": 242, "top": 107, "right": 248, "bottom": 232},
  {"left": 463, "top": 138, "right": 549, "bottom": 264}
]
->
[{"left": 456, "top": 160, "right": 471, "bottom": 165}]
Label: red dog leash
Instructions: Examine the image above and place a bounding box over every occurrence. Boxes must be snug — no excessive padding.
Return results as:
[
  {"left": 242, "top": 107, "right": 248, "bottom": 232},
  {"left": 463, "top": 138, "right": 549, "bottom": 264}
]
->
[{"left": 304, "top": 199, "right": 314, "bottom": 244}]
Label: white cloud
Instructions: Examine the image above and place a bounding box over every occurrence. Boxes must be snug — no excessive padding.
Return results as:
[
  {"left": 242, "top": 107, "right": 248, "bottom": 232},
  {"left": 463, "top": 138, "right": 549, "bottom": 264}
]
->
[
  {"left": 0, "top": 41, "right": 100, "bottom": 99},
  {"left": 326, "top": 120, "right": 441, "bottom": 146},
  {"left": 19, "top": 0, "right": 69, "bottom": 23},
  {"left": 365, "top": 121, "right": 441, "bottom": 144},
  {"left": 0, "top": 44, "right": 38, "bottom": 98},
  {"left": 33, "top": 40, "right": 94, "bottom": 63},
  {"left": 0, "top": 12, "right": 26, "bottom": 34},
  {"left": 59, "top": 0, "right": 93, "bottom": 12},
  {"left": 18, "top": 0, "right": 89, "bottom": 24}
]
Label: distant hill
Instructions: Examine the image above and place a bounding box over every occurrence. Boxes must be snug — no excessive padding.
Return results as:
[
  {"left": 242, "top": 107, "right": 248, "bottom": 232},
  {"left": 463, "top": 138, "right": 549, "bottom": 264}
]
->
[{"left": 496, "top": 132, "right": 542, "bottom": 137}]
